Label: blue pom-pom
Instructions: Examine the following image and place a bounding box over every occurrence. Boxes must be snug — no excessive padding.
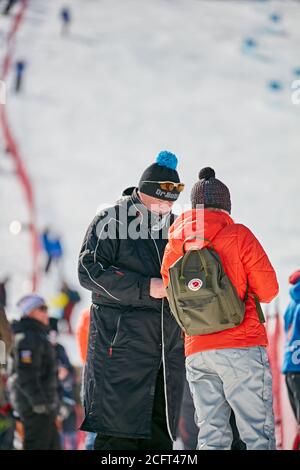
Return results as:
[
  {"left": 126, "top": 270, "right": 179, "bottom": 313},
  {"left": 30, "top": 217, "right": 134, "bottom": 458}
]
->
[{"left": 156, "top": 151, "right": 178, "bottom": 170}]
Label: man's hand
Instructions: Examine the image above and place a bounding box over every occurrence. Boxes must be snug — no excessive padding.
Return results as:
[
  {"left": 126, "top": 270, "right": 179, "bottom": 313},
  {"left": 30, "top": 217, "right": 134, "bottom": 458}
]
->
[{"left": 150, "top": 278, "right": 167, "bottom": 299}]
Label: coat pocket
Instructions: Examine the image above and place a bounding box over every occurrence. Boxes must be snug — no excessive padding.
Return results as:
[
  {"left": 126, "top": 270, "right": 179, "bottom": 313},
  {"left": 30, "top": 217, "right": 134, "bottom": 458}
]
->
[{"left": 92, "top": 304, "right": 122, "bottom": 348}]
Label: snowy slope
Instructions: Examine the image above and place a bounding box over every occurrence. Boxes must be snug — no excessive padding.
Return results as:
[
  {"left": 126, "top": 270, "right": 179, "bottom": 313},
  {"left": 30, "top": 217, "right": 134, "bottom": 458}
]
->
[{"left": 0, "top": 0, "right": 299, "bottom": 321}]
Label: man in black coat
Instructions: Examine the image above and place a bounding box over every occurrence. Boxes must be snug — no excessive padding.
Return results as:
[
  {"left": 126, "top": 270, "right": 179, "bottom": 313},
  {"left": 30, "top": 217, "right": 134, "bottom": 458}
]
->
[
  {"left": 9, "top": 295, "right": 60, "bottom": 450},
  {"left": 78, "top": 151, "right": 186, "bottom": 450}
]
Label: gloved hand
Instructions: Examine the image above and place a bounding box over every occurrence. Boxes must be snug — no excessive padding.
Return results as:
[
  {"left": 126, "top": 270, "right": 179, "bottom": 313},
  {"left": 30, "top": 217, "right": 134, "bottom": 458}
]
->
[{"left": 32, "top": 404, "right": 49, "bottom": 415}]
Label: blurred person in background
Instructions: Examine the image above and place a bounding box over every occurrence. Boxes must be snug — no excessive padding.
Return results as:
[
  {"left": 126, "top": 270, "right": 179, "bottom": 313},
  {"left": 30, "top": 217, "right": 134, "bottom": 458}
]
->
[
  {"left": 0, "top": 368, "right": 14, "bottom": 449},
  {"left": 0, "top": 304, "right": 14, "bottom": 449},
  {"left": 60, "top": 6, "right": 71, "bottom": 35},
  {"left": 8, "top": 295, "right": 60, "bottom": 450},
  {"left": 49, "top": 318, "right": 77, "bottom": 450},
  {"left": 0, "top": 276, "right": 10, "bottom": 309},
  {"left": 282, "top": 270, "right": 300, "bottom": 449},
  {"left": 0, "top": 304, "right": 12, "bottom": 355},
  {"left": 76, "top": 308, "right": 90, "bottom": 365},
  {"left": 41, "top": 227, "right": 64, "bottom": 275},
  {"left": 50, "top": 282, "right": 81, "bottom": 334},
  {"left": 14, "top": 60, "right": 26, "bottom": 94},
  {"left": 60, "top": 282, "right": 81, "bottom": 334},
  {"left": 2, "top": 0, "right": 18, "bottom": 15}
]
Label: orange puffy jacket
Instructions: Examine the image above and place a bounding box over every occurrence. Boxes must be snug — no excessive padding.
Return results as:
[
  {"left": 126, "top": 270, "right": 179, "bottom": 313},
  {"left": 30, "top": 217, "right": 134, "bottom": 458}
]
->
[
  {"left": 76, "top": 308, "right": 90, "bottom": 364},
  {"left": 161, "top": 209, "right": 279, "bottom": 357}
]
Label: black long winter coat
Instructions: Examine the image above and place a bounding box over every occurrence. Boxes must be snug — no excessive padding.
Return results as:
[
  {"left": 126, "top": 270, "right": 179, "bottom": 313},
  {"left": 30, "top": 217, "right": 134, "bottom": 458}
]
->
[
  {"left": 78, "top": 190, "right": 185, "bottom": 440},
  {"left": 9, "top": 318, "right": 59, "bottom": 417}
]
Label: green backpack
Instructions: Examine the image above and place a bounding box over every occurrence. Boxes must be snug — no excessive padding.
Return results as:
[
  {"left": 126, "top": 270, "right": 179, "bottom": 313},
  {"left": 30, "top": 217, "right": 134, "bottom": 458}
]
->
[{"left": 166, "top": 236, "right": 264, "bottom": 336}]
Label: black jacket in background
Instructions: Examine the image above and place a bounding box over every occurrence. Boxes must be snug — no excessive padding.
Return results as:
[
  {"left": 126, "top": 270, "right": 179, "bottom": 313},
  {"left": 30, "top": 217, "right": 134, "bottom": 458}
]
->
[
  {"left": 9, "top": 318, "right": 59, "bottom": 417},
  {"left": 0, "top": 283, "right": 7, "bottom": 308}
]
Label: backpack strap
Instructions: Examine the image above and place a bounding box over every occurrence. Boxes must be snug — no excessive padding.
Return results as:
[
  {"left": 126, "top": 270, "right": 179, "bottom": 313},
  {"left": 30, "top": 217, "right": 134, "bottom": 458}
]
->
[
  {"left": 182, "top": 237, "right": 214, "bottom": 289},
  {"left": 244, "top": 280, "right": 265, "bottom": 323},
  {"left": 253, "top": 295, "right": 266, "bottom": 323},
  {"left": 182, "top": 236, "right": 213, "bottom": 254}
]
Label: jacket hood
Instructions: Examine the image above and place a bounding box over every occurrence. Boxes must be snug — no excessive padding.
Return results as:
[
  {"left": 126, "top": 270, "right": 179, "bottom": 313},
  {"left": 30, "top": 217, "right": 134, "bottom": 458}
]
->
[
  {"left": 168, "top": 208, "right": 234, "bottom": 254},
  {"left": 290, "top": 280, "right": 300, "bottom": 302}
]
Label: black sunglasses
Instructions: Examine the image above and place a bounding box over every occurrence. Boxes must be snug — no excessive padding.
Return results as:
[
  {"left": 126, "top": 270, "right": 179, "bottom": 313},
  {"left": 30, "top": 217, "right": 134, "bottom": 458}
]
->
[{"left": 38, "top": 305, "right": 48, "bottom": 312}]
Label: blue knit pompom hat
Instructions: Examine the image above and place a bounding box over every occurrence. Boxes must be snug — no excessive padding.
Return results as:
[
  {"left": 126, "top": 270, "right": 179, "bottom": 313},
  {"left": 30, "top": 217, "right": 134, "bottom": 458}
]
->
[{"left": 138, "top": 151, "right": 181, "bottom": 201}]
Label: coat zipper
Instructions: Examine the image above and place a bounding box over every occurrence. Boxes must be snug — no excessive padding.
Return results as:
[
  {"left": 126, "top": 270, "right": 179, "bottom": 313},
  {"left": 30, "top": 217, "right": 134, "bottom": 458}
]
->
[
  {"left": 148, "top": 229, "right": 174, "bottom": 443},
  {"left": 108, "top": 315, "right": 121, "bottom": 357},
  {"left": 94, "top": 304, "right": 121, "bottom": 357}
]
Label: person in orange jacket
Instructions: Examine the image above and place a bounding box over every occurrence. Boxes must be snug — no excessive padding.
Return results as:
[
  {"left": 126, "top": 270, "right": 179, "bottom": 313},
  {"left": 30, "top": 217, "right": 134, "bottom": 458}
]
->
[
  {"left": 75, "top": 308, "right": 96, "bottom": 450},
  {"left": 76, "top": 308, "right": 90, "bottom": 364},
  {"left": 161, "top": 167, "right": 279, "bottom": 450}
]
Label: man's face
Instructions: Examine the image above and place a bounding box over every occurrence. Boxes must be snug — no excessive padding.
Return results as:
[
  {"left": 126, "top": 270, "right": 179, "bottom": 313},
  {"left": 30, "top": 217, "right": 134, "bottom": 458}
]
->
[
  {"left": 29, "top": 306, "right": 49, "bottom": 326},
  {"left": 139, "top": 192, "right": 174, "bottom": 215}
]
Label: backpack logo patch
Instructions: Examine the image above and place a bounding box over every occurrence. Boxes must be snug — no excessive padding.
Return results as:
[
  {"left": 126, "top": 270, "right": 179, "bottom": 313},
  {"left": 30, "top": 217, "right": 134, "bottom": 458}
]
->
[{"left": 188, "top": 278, "right": 203, "bottom": 291}]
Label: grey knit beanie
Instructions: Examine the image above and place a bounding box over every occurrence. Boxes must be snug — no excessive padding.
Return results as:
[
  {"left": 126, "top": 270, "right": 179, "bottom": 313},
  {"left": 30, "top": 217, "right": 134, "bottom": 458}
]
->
[{"left": 190, "top": 167, "right": 231, "bottom": 213}]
